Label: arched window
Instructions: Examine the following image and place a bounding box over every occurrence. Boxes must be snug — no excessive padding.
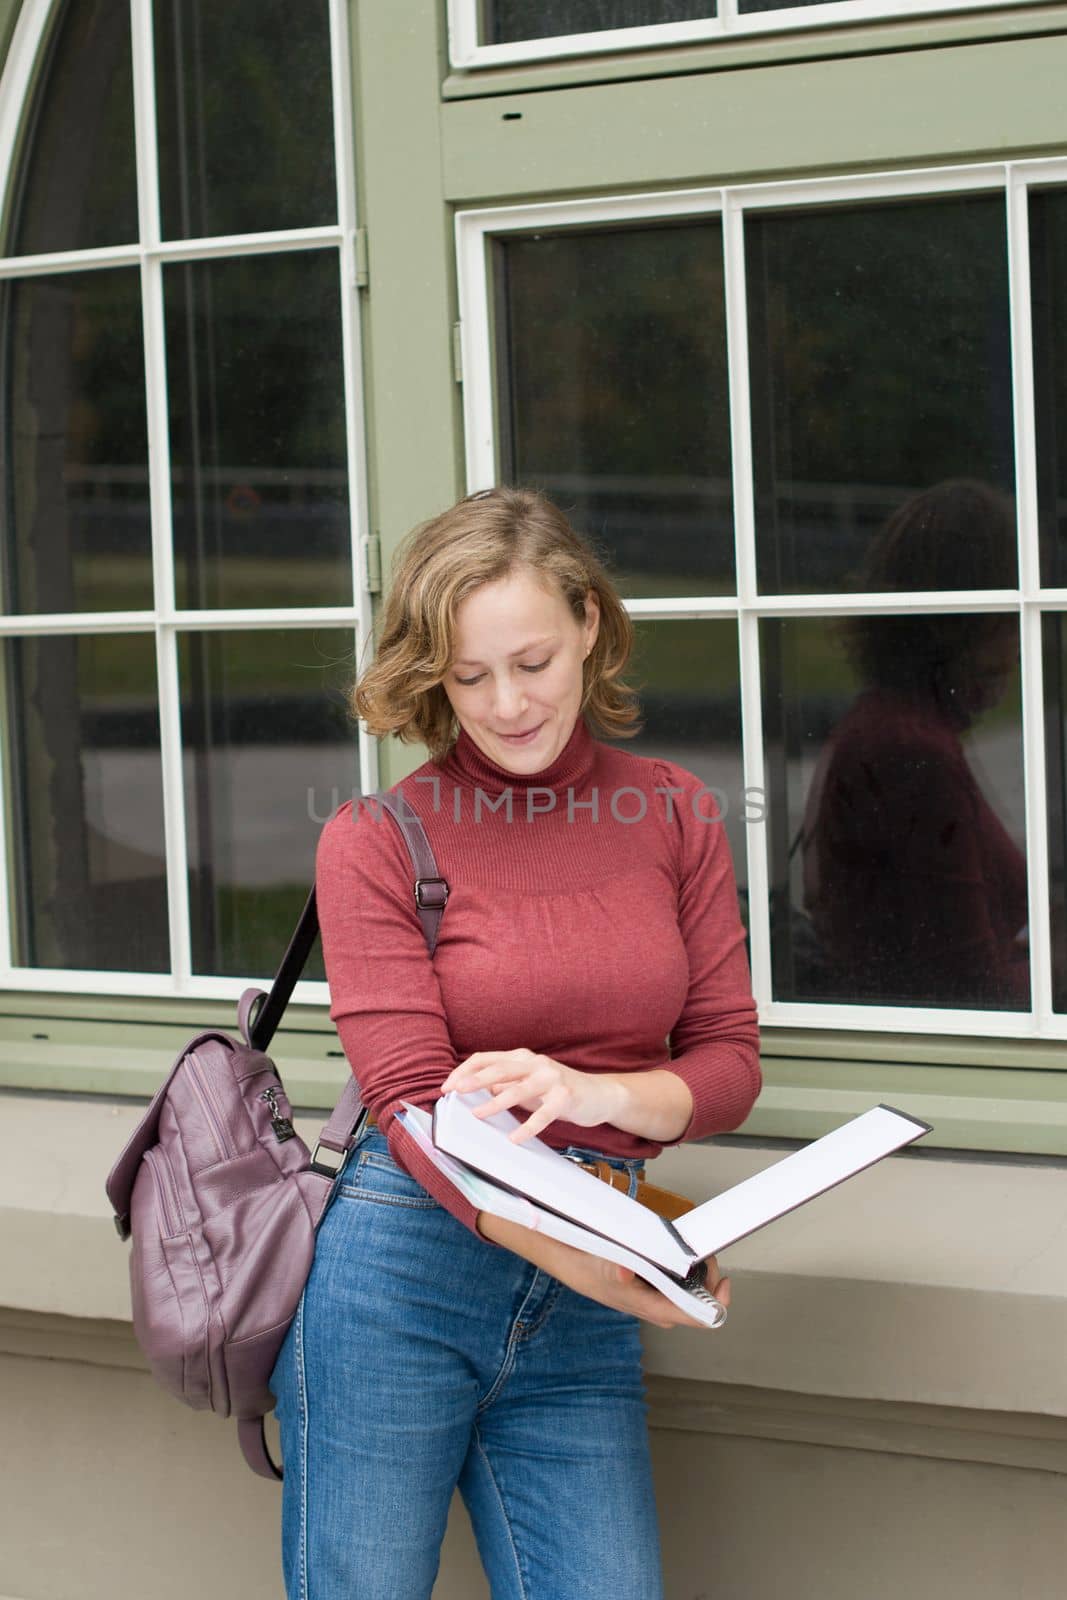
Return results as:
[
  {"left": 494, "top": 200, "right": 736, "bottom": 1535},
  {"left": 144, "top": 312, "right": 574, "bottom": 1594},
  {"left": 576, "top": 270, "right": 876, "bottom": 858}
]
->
[{"left": 0, "top": 0, "right": 371, "bottom": 994}]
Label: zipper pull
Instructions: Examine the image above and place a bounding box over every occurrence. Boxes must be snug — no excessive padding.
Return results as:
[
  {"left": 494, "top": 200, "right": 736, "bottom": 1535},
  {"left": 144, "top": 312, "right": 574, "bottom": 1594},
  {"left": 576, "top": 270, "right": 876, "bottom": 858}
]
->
[{"left": 259, "top": 1085, "right": 296, "bottom": 1143}]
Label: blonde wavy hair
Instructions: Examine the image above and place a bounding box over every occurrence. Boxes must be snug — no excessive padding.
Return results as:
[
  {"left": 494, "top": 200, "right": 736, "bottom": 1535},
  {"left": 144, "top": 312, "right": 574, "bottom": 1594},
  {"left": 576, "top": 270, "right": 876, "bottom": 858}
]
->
[{"left": 353, "top": 487, "right": 643, "bottom": 761}]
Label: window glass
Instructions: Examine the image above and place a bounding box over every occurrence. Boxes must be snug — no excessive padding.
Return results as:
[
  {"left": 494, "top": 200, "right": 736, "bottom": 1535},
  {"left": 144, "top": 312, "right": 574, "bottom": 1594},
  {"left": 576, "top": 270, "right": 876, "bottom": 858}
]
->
[
  {"left": 1, "top": 270, "right": 151, "bottom": 615},
  {"left": 624, "top": 618, "right": 747, "bottom": 902},
  {"left": 764, "top": 609, "right": 1026, "bottom": 1010},
  {"left": 6, "top": 0, "right": 138, "bottom": 256},
  {"left": 482, "top": 2, "right": 712, "bottom": 44},
  {"left": 496, "top": 224, "right": 733, "bottom": 598},
  {"left": 179, "top": 628, "right": 357, "bottom": 978},
  {"left": 5, "top": 633, "right": 168, "bottom": 971},
  {"left": 165, "top": 251, "right": 350, "bottom": 611},
  {"left": 154, "top": 0, "right": 336, "bottom": 240},
  {"left": 1030, "top": 189, "right": 1067, "bottom": 588},
  {"left": 746, "top": 196, "right": 1016, "bottom": 595}
]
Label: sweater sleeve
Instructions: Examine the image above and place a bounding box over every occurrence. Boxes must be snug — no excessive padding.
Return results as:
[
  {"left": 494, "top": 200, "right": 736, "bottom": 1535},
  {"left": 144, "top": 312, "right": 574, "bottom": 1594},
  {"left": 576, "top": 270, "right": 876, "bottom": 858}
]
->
[
  {"left": 315, "top": 799, "right": 482, "bottom": 1236},
  {"left": 650, "top": 762, "right": 761, "bottom": 1142}
]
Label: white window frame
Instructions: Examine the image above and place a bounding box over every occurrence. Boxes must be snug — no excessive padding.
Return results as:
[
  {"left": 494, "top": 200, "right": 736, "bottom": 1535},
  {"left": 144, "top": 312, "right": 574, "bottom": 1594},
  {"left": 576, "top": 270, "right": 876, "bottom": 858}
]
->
[
  {"left": 447, "top": 0, "right": 1033, "bottom": 70},
  {"left": 455, "top": 156, "right": 1067, "bottom": 1041},
  {"left": 0, "top": 0, "right": 375, "bottom": 1005}
]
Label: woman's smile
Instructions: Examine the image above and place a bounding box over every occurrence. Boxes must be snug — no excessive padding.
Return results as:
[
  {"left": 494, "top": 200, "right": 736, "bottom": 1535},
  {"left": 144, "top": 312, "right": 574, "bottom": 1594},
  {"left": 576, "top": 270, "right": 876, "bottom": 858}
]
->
[{"left": 444, "top": 567, "right": 599, "bottom": 775}]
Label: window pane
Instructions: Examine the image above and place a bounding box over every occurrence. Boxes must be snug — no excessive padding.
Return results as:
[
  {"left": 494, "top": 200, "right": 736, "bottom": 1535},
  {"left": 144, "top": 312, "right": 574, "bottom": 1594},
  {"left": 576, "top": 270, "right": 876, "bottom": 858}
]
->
[
  {"left": 483, "top": 2, "right": 712, "bottom": 44},
  {"left": 5, "top": 634, "right": 168, "bottom": 972},
  {"left": 763, "top": 612, "right": 1027, "bottom": 1010},
  {"left": 180, "top": 629, "right": 357, "bottom": 978},
  {"left": 496, "top": 225, "right": 733, "bottom": 598},
  {"left": 154, "top": 0, "right": 336, "bottom": 240},
  {"left": 165, "top": 252, "right": 350, "bottom": 611},
  {"left": 1043, "top": 613, "right": 1067, "bottom": 1011},
  {"left": 1, "top": 270, "right": 151, "bottom": 615},
  {"left": 1030, "top": 189, "right": 1067, "bottom": 588},
  {"left": 7, "top": 0, "right": 138, "bottom": 255},
  {"left": 624, "top": 619, "right": 747, "bottom": 901},
  {"left": 746, "top": 196, "right": 1015, "bottom": 595}
]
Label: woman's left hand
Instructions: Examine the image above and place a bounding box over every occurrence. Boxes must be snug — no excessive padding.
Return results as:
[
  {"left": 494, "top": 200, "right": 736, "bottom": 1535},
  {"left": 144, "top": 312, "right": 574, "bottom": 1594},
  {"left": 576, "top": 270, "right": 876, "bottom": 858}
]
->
[{"left": 442, "top": 1050, "right": 621, "bottom": 1143}]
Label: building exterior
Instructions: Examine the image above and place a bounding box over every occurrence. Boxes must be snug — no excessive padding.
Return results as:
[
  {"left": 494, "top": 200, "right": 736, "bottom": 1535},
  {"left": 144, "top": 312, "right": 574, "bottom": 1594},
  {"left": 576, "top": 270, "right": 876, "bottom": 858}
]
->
[{"left": 1, "top": 1, "right": 1065, "bottom": 1595}]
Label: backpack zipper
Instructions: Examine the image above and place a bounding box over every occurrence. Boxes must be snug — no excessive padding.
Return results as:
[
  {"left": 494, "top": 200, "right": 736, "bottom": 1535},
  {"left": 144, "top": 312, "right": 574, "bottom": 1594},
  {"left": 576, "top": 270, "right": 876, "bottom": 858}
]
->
[
  {"left": 259, "top": 1084, "right": 296, "bottom": 1143},
  {"left": 144, "top": 1147, "right": 182, "bottom": 1236},
  {"left": 187, "top": 1054, "right": 235, "bottom": 1162}
]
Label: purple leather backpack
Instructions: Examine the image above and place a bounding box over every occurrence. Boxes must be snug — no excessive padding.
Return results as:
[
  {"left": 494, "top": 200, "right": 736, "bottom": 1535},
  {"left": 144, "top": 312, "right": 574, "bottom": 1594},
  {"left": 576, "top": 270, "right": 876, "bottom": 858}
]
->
[{"left": 105, "top": 791, "right": 449, "bottom": 1480}]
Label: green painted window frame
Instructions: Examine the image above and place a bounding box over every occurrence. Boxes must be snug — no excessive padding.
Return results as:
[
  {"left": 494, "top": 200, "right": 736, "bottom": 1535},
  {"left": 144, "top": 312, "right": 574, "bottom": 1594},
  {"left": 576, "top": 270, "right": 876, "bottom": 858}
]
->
[
  {"left": 2, "top": 993, "right": 1065, "bottom": 1155},
  {"left": 3, "top": 0, "right": 1067, "bottom": 1157}
]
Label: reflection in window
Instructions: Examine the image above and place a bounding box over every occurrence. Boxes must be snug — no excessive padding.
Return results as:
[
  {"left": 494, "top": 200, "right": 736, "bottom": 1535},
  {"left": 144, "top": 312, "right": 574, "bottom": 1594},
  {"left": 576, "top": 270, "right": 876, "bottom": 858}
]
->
[
  {"left": 179, "top": 628, "right": 357, "bottom": 977},
  {"left": 746, "top": 196, "right": 1015, "bottom": 595},
  {"left": 483, "top": 2, "right": 712, "bottom": 44},
  {"left": 764, "top": 495, "right": 1026, "bottom": 1009},
  {"left": 624, "top": 619, "right": 747, "bottom": 899},
  {"left": 6, "top": 0, "right": 138, "bottom": 256},
  {"left": 154, "top": 0, "right": 336, "bottom": 240},
  {"left": 165, "top": 251, "right": 350, "bottom": 611},
  {"left": 4, "top": 634, "right": 169, "bottom": 971},
  {"left": 1030, "top": 189, "right": 1067, "bottom": 588},
  {"left": 496, "top": 224, "right": 733, "bottom": 597},
  {"left": 0, "top": 270, "right": 151, "bottom": 615}
]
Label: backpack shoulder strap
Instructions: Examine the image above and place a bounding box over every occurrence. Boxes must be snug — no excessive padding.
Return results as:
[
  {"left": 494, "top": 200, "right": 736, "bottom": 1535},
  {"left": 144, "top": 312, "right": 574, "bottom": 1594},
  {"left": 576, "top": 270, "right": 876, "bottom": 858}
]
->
[
  {"left": 373, "top": 787, "right": 450, "bottom": 954},
  {"left": 246, "top": 788, "right": 448, "bottom": 1054},
  {"left": 247, "top": 789, "right": 449, "bottom": 1172}
]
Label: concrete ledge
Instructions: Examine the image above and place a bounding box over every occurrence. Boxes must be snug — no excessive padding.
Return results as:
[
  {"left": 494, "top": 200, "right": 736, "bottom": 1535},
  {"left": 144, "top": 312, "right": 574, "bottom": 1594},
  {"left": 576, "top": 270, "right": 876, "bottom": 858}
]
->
[
  {"left": 642, "top": 1136, "right": 1067, "bottom": 1419},
  {"left": 5, "top": 1307, "right": 1063, "bottom": 1477},
  {"left": 3, "top": 1091, "right": 1066, "bottom": 1422}
]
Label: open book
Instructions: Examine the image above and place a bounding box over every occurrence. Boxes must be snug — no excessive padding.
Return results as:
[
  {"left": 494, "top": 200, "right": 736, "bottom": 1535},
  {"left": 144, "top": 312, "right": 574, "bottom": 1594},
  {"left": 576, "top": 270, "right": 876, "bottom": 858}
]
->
[{"left": 397, "top": 1094, "right": 931, "bottom": 1330}]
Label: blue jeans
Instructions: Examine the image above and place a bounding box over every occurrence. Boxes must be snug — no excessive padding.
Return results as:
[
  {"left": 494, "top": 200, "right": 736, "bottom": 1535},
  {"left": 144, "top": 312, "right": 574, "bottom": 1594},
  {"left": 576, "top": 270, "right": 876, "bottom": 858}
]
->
[{"left": 270, "top": 1127, "right": 664, "bottom": 1600}]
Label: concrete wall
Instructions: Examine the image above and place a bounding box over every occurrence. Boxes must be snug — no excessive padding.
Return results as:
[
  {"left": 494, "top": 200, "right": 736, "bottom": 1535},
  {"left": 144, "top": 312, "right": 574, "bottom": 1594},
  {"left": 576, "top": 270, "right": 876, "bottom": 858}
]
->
[
  {"left": 2, "top": 1312, "right": 1065, "bottom": 1600},
  {"left": 1, "top": 1093, "right": 1064, "bottom": 1599}
]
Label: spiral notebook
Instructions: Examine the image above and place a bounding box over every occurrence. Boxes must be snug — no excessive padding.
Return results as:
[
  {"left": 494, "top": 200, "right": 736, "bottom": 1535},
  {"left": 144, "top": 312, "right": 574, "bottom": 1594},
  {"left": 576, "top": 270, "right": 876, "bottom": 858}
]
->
[{"left": 397, "top": 1094, "right": 931, "bottom": 1330}]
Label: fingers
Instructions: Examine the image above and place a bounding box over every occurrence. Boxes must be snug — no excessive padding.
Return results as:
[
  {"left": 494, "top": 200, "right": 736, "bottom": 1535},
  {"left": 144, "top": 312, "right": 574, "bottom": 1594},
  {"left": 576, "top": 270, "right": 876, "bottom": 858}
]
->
[
  {"left": 443, "top": 1051, "right": 577, "bottom": 1142},
  {"left": 703, "top": 1255, "right": 731, "bottom": 1308},
  {"left": 471, "top": 1081, "right": 542, "bottom": 1119},
  {"left": 443, "top": 1050, "right": 534, "bottom": 1093},
  {"left": 608, "top": 1264, "right": 709, "bottom": 1331},
  {"left": 507, "top": 1086, "right": 569, "bottom": 1143}
]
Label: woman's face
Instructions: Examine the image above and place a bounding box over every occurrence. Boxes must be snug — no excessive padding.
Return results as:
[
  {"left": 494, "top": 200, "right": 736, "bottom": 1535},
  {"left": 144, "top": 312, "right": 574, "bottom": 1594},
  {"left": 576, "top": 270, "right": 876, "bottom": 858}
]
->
[
  {"left": 953, "top": 624, "right": 1020, "bottom": 717},
  {"left": 443, "top": 566, "right": 600, "bottom": 775}
]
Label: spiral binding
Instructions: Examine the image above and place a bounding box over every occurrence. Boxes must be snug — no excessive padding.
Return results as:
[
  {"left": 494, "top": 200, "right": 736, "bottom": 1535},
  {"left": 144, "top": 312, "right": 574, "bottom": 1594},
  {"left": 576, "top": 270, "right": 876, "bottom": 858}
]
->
[{"left": 680, "top": 1261, "right": 728, "bottom": 1327}]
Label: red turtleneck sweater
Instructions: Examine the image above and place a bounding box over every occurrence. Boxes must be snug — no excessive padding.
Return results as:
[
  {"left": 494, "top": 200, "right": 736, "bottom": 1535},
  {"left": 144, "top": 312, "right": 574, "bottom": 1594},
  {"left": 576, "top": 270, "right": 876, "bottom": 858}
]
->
[{"left": 316, "top": 717, "right": 761, "bottom": 1234}]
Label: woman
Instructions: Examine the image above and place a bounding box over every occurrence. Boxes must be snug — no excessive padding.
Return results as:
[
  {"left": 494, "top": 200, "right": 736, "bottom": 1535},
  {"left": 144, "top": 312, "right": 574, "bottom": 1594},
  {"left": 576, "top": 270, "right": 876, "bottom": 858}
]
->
[
  {"left": 270, "top": 487, "right": 761, "bottom": 1599},
  {"left": 800, "top": 479, "right": 1027, "bottom": 1009}
]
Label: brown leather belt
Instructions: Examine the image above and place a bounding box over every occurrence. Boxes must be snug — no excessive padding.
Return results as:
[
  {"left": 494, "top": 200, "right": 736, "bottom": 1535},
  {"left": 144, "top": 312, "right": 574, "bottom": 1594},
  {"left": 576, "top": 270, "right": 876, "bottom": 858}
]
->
[{"left": 576, "top": 1159, "right": 696, "bottom": 1222}]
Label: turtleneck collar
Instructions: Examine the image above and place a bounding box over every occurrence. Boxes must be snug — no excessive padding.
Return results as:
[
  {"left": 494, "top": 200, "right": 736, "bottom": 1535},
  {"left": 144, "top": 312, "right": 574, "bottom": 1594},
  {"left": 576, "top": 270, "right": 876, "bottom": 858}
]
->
[{"left": 440, "top": 714, "right": 597, "bottom": 796}]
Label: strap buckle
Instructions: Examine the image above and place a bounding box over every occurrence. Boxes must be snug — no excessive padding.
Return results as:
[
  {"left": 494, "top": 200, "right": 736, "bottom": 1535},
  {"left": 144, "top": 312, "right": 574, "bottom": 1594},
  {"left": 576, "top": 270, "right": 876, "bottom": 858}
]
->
[
  {"left": 310, "top": 1104, "right": 371, "bottom": 1179},
  {"left": 309, "top": 1143, "right": 346, "bottom": 1179},
  {"left": 414, "top": 877, "right": 449, "bottom": 910}
]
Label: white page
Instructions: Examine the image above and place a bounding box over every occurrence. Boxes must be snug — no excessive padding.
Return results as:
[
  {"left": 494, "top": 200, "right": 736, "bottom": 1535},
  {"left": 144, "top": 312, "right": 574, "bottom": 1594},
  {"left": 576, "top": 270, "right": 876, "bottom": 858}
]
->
[
  {"left": 399, "top": 1105, "right": 726, "bottom": 1330},
  {"left": 431, "top": 1090, "right": 694, "bottom": 1276},
  {"left": 676, "top": 1104, "right": 930, "bottom": 1261},
  {"left": 398, "top": 1103, "right": 543, "bottom": 1222}
]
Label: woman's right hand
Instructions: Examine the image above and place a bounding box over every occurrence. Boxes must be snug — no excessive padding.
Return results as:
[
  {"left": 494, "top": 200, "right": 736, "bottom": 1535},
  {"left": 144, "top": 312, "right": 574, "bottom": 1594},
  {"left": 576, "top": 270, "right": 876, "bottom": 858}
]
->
[{"left": 476, "top": 1211, "right": 730, "bottom": 1330}]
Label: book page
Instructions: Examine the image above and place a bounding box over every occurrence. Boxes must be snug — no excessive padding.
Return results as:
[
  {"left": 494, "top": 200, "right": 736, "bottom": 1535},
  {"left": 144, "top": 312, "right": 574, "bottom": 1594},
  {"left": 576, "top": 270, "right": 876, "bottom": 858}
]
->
[
  {"left": 431, "top": 1090, "right": 694, "bottom": 1276},
  {"left": 677, "top": 1104, "right": 930, "bottom": 1261},
  {"left": 398, "top": 1105, "right": 726, "bottom": 1330},
  {"left": 398, "top": 1103, "right": 543, "bottom": 1223}
]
